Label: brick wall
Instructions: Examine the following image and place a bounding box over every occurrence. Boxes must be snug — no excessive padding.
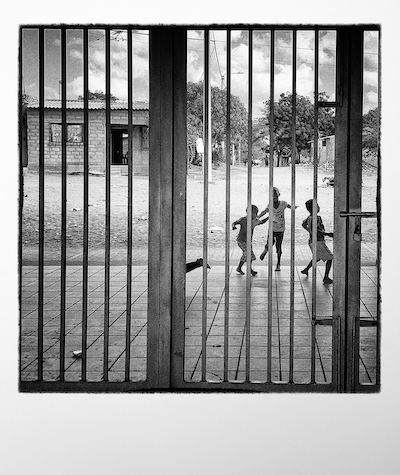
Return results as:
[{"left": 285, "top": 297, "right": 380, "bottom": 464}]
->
[{"left": 26, "top": 108, "right": 149, "bottom": 175}]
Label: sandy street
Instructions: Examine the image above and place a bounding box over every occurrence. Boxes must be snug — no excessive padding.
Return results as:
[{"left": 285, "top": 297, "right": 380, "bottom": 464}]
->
[{"left": 21, "top": 164, "right": 378, "bottom": 250}]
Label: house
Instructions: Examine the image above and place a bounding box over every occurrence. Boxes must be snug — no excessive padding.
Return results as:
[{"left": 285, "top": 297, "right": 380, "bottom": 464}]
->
[
  {"left": 23, "top": 99, "right": 149, "bottom": 175},
  {"left": 309, "top": 134, "right": 335, "bottom": 169}
]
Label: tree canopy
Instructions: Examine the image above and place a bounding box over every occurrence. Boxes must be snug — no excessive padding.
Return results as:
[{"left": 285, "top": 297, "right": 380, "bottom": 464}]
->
[
  {"left": 257, "top": 92, "right": 335, "bottom": 166},
  {"left": 78, "top": 90, "right": 119, "bottom": 101},
  {"left": 187, "top": 81, "right": 248, "bottom": 163},
  {"left": 362, "top": 107, "right": 379, "bottom": 153}
]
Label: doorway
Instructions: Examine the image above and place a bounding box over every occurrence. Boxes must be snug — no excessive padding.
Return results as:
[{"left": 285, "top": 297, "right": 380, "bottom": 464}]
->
[{"left": 111, "top": 126, "right": 128, "bottom": 165}]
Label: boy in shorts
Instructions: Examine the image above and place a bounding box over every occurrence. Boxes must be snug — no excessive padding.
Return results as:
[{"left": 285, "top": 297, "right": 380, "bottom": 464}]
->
[
  {"left": 301, "top": 198, "right": 334, "bottom": 284},
  {"left": 232, "top": 205, "right": 268, "bottom": 276},
  {"left": 259, "top": 187, "right": 296, "bottom": 271}
]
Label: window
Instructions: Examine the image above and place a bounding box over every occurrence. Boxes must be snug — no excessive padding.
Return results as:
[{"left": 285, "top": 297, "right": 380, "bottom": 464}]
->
[{"left": 50, "top": 123, "right": 83, "bottom": 144}]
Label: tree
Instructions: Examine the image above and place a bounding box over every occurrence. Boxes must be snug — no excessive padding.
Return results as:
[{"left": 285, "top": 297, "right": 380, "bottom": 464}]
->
[
  {"left": 259, "top": 92, "right": 335, "bottom": 166},
  {"left": 21, "top": 93, "right": 34, "bottom": 105},
  {"left": 78, "top": 90, "right": 119, "bottom": 101},
  {"left": 187, "top": 81, "right": 248, "bottom": 165},
  {"left": 362, "top": 107, "right": 379, "bottom": 153}
]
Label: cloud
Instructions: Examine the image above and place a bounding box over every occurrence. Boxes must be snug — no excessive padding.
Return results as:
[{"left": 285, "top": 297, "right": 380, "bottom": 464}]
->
[
  {"left": 365, "top": 90, "right": 378, "bottom": 109},
  {"left": 45, "top": 85, "right": 59, "bottom": 100},
  {"left": 24, "top": 28, "right": 378, "bottom": 113},
  {"left": 60, "top": 31, "right": 150, "bottom": 100}
]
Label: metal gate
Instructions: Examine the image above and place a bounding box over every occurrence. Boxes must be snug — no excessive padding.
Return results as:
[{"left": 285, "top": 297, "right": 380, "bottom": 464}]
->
[{"left": 19, "top": 25, "right": 380, "bottom": 392}]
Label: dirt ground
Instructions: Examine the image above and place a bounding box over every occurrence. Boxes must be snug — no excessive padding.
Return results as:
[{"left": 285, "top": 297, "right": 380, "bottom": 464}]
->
[{"left": 21, "top": 164, "right": 378, "bottom": 249}]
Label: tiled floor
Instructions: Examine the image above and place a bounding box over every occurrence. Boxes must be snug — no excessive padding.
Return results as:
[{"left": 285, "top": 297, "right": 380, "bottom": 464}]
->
[{"left": 20, "top": 244, "right": 379, "bottom": 388}]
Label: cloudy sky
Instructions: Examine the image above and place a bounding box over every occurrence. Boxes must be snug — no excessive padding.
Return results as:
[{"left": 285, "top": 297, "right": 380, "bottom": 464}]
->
[{"left": 22, "top": 27, "right": 379, "bottom": 118}]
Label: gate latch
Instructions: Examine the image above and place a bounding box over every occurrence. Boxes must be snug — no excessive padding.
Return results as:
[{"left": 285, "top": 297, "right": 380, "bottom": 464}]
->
[
  {"left": 353, "top": 217, "right": 362, "bottom": 242},
  {"left": 339, "top": 211, "right": 377, "bottom": 242}
]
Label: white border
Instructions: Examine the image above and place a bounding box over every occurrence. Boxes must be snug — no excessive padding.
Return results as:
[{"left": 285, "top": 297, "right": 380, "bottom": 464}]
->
[{"left": 1, "top": 2, "right": 398, "bottom": 474}]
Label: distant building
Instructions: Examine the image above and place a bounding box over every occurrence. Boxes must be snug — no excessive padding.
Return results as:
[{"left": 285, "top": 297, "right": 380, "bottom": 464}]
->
[
  {"left": 23, "top": 99, "right": 149, "bottom": 175},
  {"left": 309, "top": 135, "right": 335, "bottom": 169}
]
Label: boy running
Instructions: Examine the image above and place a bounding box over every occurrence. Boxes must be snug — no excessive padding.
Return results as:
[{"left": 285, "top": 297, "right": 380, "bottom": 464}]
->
[
  {"left": 259, "top": 187, "right": 296, "bottom": 271},
  {"left": 301, "top": 198, "right": 334, "bottom": 284},
  {"left": 232, "top": 205, "right": 268, "bottom": 276}
]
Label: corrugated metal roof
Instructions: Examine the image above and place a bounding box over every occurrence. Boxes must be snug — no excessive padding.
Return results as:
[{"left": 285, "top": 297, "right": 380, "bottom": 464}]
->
[{"left": 27, "top": 99, "right": 149, "bottom": 110}]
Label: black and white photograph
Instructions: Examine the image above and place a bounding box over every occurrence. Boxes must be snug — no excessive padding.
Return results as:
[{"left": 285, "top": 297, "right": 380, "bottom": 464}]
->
[
  {"left": 18, "top": 24, "right": 380, "bottom": 393},
  {"left": 2, "top": 2, "right": 399, "bottom": 474}
]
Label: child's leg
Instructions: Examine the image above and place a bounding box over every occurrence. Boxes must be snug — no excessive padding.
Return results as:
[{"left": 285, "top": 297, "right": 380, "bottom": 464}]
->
[
  {"left": 323, "top": 259, "right": 333, "bottom": 284},
  {"left": 275, "top": 233, "right": 283, "bottom": 271},
  {"left": 260, "top": 239, "right": 269, "bottom": 260},
  {"left": 301, "top": 258, "right": 321, "bottom": 276},
  {"left": 301, "top": 260, "right": 312, "bottom": 276},
  {"left": 236, "top": 241, "right": 246, "bottom": 274},
  {"left": 250, "top": 248, "right": 257, "bottom": 276},
  {"left": 236, "top": 259, "right": 245, "bottom": 275}
]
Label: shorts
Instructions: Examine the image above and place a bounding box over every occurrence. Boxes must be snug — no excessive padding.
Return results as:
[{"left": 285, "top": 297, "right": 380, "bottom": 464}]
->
[
  {"left": 265, "top": 231, "right": 284, "bottom": 252},
  {"left": 309, "top": 241, "right": 333, "bottom": 262},
  {"left": 237, "top": 240, "right": 256, "bottom": 262}
]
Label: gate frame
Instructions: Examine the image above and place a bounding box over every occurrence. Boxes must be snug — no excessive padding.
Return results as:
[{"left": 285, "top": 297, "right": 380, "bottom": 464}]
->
[
  {"left": 167, "top": 25, "right": 380, "bottom": 393},
  {"left": 334, "top": 26, "right": 381, "bottom": 393},
  {"left": 19, "top": 24, "right": 380, "bottom": 393}
]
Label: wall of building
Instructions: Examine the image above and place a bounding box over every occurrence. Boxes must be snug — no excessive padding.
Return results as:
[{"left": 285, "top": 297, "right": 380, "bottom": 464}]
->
[
  {"left": 310, "top": 136, "right": 335, "bottom": 169},
  {"left": 26, "top": 108, "right": 149, "bottom": 175}
]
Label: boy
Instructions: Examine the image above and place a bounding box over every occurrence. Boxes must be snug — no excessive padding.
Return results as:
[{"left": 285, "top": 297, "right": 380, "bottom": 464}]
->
[
  {"left": 232, "top": 205, "right": 268, "bottom": 276},
  {"left": 301, "top": 198, "right": 334, "bottom": 284},
  {"left": 258, "top": 187, "right": 296, "bottom": 271}
]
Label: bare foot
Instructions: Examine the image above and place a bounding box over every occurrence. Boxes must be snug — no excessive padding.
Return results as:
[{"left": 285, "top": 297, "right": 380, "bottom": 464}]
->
[
  {"left": 301, "top": 269, "right": 308, "bottom": 276},
  {"left": 236, "top": 268, "right": 245, "bottom": 275},
  {"left": 251, "top": 270, "right": 258, "bottom": 276}
]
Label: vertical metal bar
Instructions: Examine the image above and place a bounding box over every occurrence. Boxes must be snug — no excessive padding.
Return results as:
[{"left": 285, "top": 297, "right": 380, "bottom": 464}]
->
[
  {"left": 18, "top": 27, "right": 23, "bottom": 382},
  {"left": 148, "top": 28, "right": 175, "bottom": 388},
  {"left": 202, "top": 29, "right": 210, "bottom": 381},
  {"left": 289, "top": 29, "right": 297, "bottom": 383},
  {"left": 346, "top": 27, "right": 364, "bottom": 392},
  {"left": 311, "top": 29, "right": 319, "bottom": 384},
  {"left": 103, "top": 28, "right": 111, "bottom": 381},
  {"left": 148, "top": 28, "right": 162, "bottom": 386},
  {"left": 351, "top": 30, "right": 364, "bottom": 388},
  {"left": 125, "top": 28, "right": 133, "bottom": 381},
  {"left": 334, "top": 27, "right": 350, "bottom": 392},
  {"left": 59, "top": 27, "right": 67, "bottom": 381},
  {"left": 81, "top": 27, "right": 89, "bottom": 381},
  {"left": 267, "top": 29, "right": 275, "bottom": 382},
  {"left": 171, "top": 29, "right": 188, "bottom": 386},
  {"left": 376, "top": 28, "right": 381, "bottom": 386},
  {"left": 37, "top": 27, "right": 45, "bottom": 381},
  {"left": 245, "top": 29, "right": 253, "bottom": 382},
  {"left": 331, "top": 29, "right": 339, "bottom": 390},
  {"left": 224, "top": 29, "right": 231, "bottom": 382}
]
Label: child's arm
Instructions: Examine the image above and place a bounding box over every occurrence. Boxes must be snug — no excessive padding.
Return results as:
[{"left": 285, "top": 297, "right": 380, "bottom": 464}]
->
[
  {"left": 232, "top": 219, "right": 240, "bottom": 230},
  {"left": 287, "top": 204, "right": 299, "bottom": 209},
  {"left": 258, "top": 207, "right": 268, "bottom": 218},
  {"left": 301, "top": 217, "right": 310, "bottom": 231},
  {"left": 318, "top": 217, "right": 333, "bottom": 237},
  {"left": 256, "top": 217, "right": 269, "bottom": 226}
]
